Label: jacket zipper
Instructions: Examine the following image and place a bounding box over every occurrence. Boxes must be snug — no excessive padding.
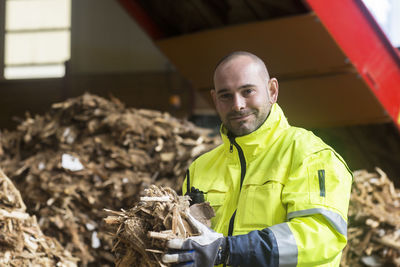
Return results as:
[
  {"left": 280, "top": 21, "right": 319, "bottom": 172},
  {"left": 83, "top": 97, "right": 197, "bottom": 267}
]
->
[{"left": 227, "top": 135, "right": 246, "bottom": 236}]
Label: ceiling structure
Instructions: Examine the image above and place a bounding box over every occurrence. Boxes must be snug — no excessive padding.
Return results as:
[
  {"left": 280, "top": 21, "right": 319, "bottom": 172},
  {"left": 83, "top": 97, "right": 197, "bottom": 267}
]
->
[
  {"left": 132, "top": 0, "right": 308, "bottom": 37},
  {"left": 118, "top": 0, "right": 400, "bottom": 129}
]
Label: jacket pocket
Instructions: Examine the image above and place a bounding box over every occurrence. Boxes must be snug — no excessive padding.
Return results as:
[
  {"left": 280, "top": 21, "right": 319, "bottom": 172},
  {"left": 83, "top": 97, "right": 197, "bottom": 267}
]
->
[{"left": 236, "top": 181, "right": 286, "bottom": 232}]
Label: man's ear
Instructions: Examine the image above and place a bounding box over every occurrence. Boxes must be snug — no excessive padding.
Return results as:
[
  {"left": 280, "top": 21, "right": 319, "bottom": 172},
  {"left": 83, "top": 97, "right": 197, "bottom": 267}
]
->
[
  {"left": 268, "top": 78, "right": 279, "bottom": 104},
  {"left": 210, "top": 89, "right": 217, "bottom": 105}
]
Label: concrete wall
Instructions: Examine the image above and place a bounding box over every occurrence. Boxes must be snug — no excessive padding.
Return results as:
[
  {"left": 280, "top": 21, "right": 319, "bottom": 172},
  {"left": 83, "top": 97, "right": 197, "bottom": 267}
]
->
[{"left": 70, "top": 0, "right": 170, "bottom": 73}]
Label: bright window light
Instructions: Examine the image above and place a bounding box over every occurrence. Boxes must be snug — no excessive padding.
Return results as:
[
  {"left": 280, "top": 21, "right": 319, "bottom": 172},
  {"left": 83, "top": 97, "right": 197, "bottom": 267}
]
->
[
  {"left": 5, "top": 65, "right": 65, "bottom": 79},
  {"left": 5, "top": 31, "right": 70, "bottom": 65},
  {"left": 362, "top": 0, "right": 400, "bottom": 47},
  {"left": 6, "top": 0, "right": 70, "bottom": 31},
  {"left": 4, "top": 0, "right": 71, "bottom": 79}
]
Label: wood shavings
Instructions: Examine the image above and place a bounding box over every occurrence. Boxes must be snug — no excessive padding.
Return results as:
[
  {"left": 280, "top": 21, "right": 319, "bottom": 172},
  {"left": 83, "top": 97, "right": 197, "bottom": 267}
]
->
[
  {"left": 342, "top": 168, "right": 400, "bottom": 267},
  {"left": 0, "top": 93, "right": 220, "bottom": 265},
  {"left": 104, "top": 185, "right": 215, "bottom": 267},
  {"left": 0, "top": 168, "right": 78, "bottom": 266}
]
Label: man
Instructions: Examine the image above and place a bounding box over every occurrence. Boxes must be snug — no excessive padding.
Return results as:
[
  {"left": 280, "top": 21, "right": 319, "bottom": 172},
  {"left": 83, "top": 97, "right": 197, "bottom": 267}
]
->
[{"left": 163, "top": 51, "right": 352, "bottom": 266}]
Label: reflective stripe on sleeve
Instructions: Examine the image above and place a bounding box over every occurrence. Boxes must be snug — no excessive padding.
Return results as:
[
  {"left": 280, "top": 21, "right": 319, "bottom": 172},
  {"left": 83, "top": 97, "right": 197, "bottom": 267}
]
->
[
  {"left": 268, "top": 223, "right": 298, "bottom": 267},
  {"left": 287, "top": 208, "right": 347, "bottom": 236}
]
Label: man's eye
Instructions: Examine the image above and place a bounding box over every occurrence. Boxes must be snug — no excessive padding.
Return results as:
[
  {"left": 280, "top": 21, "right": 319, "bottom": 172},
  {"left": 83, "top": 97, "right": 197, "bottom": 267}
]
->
[
  {"left": 219, "top": 94, "right": 231, "bottom": 100},
  {"left": 243, "top": 89, "right": 254, "bottom": 96}
]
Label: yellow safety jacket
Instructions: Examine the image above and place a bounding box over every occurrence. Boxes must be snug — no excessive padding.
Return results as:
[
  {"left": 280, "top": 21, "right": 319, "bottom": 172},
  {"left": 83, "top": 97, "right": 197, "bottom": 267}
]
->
[{"left": 183, "top": 103, "right": 352, "bottom": 266}]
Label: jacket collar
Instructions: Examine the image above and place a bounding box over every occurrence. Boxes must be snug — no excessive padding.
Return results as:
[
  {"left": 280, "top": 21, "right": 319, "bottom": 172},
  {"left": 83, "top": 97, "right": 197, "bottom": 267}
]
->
[{"left": 220, "top": 103, "right": 290, "bottom": 161}]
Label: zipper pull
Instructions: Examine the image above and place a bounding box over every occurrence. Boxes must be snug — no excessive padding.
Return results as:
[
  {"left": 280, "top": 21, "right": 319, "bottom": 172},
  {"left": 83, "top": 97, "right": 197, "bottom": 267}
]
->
[{"left": 228, "top": 132, "right": 234, "bottom": 153}]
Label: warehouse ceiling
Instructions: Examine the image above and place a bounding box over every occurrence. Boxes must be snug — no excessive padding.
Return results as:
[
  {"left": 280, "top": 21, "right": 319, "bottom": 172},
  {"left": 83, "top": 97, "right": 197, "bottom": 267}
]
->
[{"left": 133, "top": 0, "right": 309, "bottom": 37}]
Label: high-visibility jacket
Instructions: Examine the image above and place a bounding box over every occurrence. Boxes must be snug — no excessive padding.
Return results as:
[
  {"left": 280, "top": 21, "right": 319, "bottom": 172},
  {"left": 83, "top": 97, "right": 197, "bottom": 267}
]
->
[{"left": 183, "top": 103, "right": 352, "bottom": 266}]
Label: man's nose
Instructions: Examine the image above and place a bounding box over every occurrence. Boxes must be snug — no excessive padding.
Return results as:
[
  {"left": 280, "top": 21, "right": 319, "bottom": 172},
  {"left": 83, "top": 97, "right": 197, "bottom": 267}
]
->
[{"left": 232, "top": 95, "right": 246, "bottom": 111}]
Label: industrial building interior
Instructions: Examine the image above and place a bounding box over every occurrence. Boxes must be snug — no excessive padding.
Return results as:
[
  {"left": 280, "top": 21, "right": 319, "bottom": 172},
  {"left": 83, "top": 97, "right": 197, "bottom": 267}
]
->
[
  {"left": 1, "top": 0, "right": 400, "bottom": 266},
  {"left": 1, "top": 0, "right": 399, "bottom": 179}
]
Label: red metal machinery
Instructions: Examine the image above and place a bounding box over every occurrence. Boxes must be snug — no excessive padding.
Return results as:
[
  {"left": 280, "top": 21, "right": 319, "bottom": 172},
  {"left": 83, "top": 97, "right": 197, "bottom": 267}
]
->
[{"left": 306, "top": 0, "right": 400, "bottom": 130}]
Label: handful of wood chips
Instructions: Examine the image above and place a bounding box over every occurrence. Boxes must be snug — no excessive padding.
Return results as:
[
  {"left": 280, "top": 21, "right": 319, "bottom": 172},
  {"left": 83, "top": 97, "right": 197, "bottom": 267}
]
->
[{"left": 104, "top": 185, "right": 215, "bottom": 267}]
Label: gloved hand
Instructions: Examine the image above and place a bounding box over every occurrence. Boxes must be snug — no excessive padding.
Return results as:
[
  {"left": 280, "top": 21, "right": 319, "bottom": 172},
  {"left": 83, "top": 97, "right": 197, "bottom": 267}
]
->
[{"left": 162, "top": 214, "right": 228, "bottom": 267}]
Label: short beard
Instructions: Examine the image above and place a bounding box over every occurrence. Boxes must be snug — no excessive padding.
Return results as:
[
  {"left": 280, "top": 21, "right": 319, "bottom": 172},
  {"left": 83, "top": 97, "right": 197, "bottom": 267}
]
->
[{"left": 225, "top": 108, "right": 270, "bottom": 137}]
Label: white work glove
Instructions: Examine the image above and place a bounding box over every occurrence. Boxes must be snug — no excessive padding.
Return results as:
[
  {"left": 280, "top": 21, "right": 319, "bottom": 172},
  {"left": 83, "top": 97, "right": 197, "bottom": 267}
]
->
[{"left": 162, "top": 214, "right": 228, "bottom": 267}]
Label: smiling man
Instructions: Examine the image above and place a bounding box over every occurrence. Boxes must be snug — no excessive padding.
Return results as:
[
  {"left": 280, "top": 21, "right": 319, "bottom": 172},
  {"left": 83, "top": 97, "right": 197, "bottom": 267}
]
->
[
  {"left": 163, "top": 51, "right": 353, "bottom": 267},
  {"left": 212, "top": 53, "right": 277, "bottom": 136}
]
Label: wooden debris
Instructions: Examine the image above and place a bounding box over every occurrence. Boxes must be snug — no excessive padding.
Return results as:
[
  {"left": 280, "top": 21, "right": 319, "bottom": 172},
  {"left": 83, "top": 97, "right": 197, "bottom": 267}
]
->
[
  {"left": 342, "top": 168, "right": 400, "bottom": 267},
  {"left": 0, "top": 168, "right": 78, "bottom": 266},
  {"left": 0, "top": 93, "right": 220, "bottom": 265},
  {"left": 104, "top": 185, "right": 214, "bottom": 267}
]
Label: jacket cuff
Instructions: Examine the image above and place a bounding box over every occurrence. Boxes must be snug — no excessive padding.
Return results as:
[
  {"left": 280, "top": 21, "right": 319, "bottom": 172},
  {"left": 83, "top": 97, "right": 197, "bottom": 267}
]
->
[{"left": 227, "top": 229, "right": 279, "bottom": 267}]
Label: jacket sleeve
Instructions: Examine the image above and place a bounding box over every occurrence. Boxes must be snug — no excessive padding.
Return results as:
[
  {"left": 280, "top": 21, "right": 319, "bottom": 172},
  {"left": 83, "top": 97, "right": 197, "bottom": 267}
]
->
[{"left": 227, "top": 149, "right": 353, "bottom": 266}]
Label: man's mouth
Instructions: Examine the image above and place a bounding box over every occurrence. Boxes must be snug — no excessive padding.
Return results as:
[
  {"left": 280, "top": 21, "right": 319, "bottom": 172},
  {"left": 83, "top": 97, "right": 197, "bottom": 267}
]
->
[{"left": 229, "top": 113, "right": 253, "bottom": 121}]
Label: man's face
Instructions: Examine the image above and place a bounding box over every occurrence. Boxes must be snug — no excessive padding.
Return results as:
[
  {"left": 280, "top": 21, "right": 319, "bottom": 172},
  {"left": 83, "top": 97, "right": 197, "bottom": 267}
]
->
[{"left": 212, "top": 56, "right": 278, "bottom": 136}]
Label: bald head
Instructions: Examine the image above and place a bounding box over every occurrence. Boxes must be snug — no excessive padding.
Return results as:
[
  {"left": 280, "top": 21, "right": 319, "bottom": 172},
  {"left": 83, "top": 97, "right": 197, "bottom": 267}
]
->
[{"left": 213, "top": 51, "right": 270, "bottom": 84}]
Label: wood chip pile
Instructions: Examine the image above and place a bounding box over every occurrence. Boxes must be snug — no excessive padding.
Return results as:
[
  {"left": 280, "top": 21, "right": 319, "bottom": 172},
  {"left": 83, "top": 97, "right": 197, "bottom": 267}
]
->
[
  {"left": 0, "top": 93, "right": 220, "bottom": 266},
  {"left": 343, "top": 168, "right": 400, "bottom": 267},
  {"left": 104, "top": 185, "right": 214, "bottom": 267},
  {"left": 0, "top": 168, "right": 78, "bottom": 266}
]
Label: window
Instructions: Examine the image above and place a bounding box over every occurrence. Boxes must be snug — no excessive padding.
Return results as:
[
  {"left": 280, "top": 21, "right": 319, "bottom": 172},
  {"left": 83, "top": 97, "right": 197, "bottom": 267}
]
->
[
  {"left": 362, "top": 0, "right": 400, "bottom": 48},
  {"left": 4, "top": 0, "right": 71, "bottom": 79}
]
